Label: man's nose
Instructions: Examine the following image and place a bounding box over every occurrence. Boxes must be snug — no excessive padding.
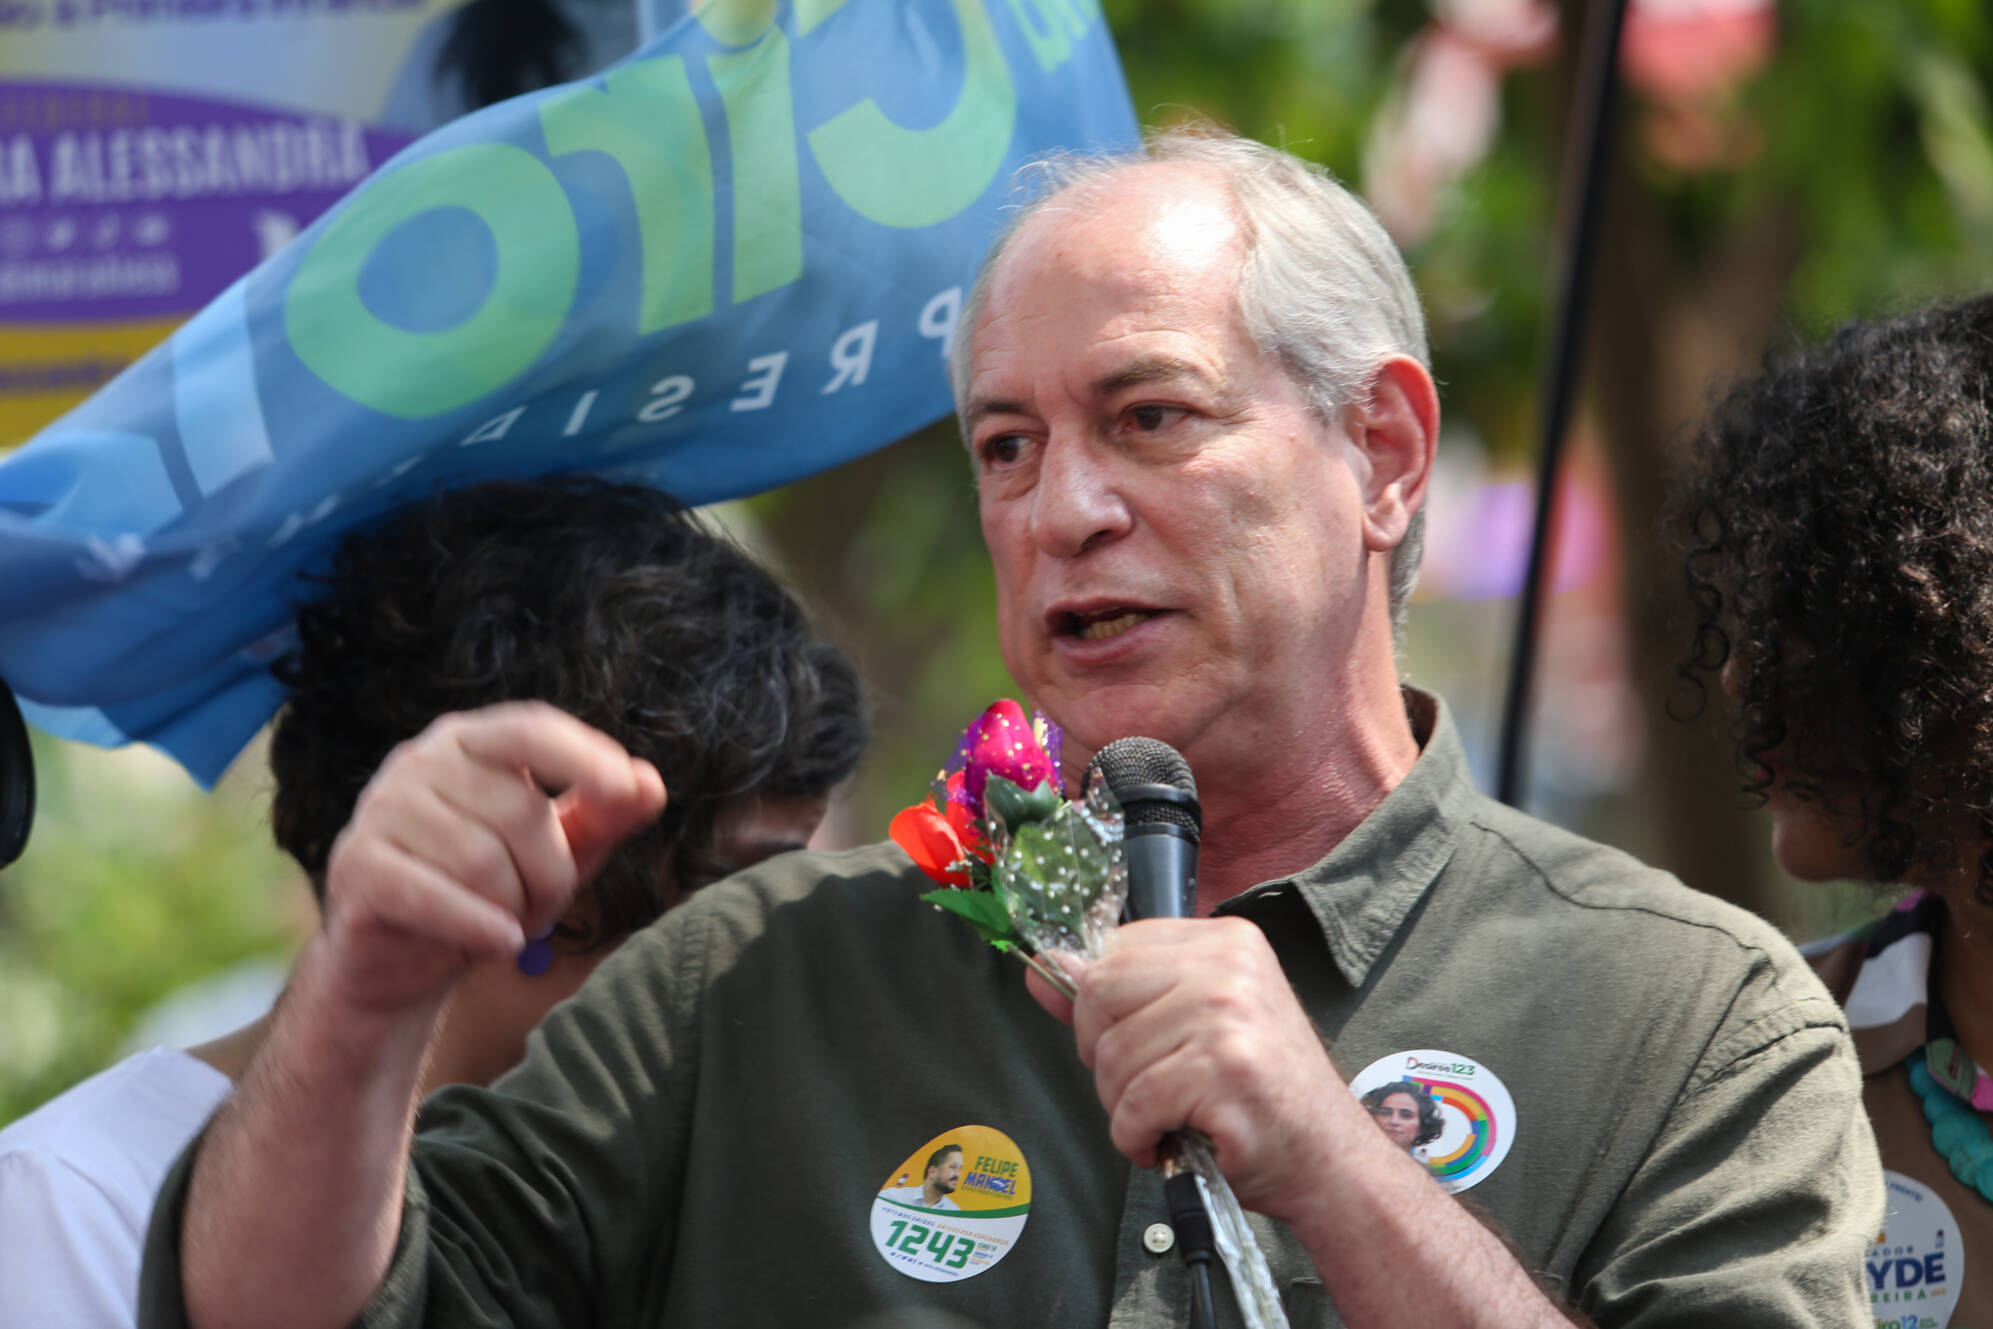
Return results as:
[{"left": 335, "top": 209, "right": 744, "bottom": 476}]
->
[{"left": 1030, "top": 432, "right": 1132, "bottom": 559}]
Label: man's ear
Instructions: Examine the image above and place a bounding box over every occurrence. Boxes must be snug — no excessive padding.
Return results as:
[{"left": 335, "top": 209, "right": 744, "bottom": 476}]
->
[{"left": 1350, "top": 355, "right": 1439, "bottom": 555}]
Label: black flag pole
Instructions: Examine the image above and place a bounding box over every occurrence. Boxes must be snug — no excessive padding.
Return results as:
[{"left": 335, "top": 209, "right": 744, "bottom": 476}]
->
[
  {"left": 1494, "top": 0, "right": 1634, "bottom": 808},
  {"left": 0, "top": 674, "right": 34, "bottom": 870}
]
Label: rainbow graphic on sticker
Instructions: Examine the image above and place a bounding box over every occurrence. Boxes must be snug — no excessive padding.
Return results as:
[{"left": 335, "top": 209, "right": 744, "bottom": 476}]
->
[
  {"left": 1349, "top": 1049, "right": 1518, "bottom": 1195},
  {"left": 1413, "top": 1077, "right": 1499, "bottom": 1180}
]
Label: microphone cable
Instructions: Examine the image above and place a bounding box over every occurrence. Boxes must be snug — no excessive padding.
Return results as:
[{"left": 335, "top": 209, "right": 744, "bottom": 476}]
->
[{"left": 1167, "top": 1167, "right": 1220, "bottom": 1329}]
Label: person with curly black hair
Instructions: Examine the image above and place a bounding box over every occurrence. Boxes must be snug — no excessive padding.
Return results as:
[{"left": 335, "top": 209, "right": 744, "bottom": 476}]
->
[
  {"left": 0, "top": 476, "right": 866, "bottom": 1326},
  {"left": 1360, "top": 1081, "right": 1445, "bottom": 1158},
  {"left": 1677, "top": 293, "right": 1993, "bottom": 1318}
]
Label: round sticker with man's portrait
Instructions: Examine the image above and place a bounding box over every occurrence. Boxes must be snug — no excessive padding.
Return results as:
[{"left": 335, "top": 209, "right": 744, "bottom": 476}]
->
[
  {"left": 869, "top": 1125, "right": 1032, "bottom": 1283},
  {"left": 1348, "top": 1049, "right": 1518, "bottom": 1194}
]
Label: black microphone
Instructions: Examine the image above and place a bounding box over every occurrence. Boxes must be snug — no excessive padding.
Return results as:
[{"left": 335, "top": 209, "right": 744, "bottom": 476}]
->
[
  {"left": 1085, "top": 737, "right": 1201, "bottom": 921},
  {"left": 1084, "top": 736, "right": 1219, "bottom": 1329}
]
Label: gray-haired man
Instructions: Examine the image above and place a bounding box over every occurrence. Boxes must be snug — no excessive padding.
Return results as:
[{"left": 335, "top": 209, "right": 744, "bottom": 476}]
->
[{"left": 145, "top": 129, "right": 1880, "bottom": 1329}]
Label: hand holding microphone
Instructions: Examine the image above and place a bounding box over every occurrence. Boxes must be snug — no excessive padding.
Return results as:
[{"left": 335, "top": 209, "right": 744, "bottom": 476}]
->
[{"left": 1023, "top": 736, "right": 1357, "bottom": 1227}]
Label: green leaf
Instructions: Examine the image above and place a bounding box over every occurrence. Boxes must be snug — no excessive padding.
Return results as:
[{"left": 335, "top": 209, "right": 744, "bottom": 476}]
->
[
  {"left": 995, "top": 802, "right": 1114, "bottom": 942},
  {"left": 983, "top": 773, "right": 1062, "bottom": 833},
  {"left": 921, "top": 888, "right": 1022, "bottom": 948}
]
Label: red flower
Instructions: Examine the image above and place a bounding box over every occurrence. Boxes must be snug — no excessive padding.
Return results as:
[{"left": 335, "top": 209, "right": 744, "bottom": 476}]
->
[
  {"left": 963, "top": 699, "right": 1057, "bottom": 814},
  {"left": 890, "top": 801, "right": 971, "bottom": 888}
]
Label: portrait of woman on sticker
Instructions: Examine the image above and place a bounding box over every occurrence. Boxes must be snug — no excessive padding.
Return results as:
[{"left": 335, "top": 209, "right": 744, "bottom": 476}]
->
[{"left": 1361, "top": 1081, "right": 1445, "bottom": 1163}]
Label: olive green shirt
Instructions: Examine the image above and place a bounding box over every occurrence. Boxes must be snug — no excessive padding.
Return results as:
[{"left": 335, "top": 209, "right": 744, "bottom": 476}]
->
[{"left": 140, "top": 692, "right": 1881, "bottom": 1327}]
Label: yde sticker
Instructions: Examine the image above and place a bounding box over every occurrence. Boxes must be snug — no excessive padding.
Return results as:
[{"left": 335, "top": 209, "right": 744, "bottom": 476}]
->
[
  {"left": 870, "top": 1125, "right": 1031, "bottom": 1283},
  {"left": 1348, "top": 1049, "right": 1517, "bottom": 1194},
  {"left": 1870, "top": 1171, "right": 1961, "bottom": 1328}
]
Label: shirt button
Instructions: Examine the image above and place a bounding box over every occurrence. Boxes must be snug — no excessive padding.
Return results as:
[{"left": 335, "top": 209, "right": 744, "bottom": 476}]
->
[{"left": 1143, "top": 1222, "right": 1175, "bottom": 1254}]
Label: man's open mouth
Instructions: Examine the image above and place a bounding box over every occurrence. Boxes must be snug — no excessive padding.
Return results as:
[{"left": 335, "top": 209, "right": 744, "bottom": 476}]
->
[{"left": 1063, "top": 608, "right": 1160, "bottom": 641}]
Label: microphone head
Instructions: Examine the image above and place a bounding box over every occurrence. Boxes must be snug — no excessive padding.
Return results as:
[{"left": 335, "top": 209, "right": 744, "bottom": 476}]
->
[{"left": 1086, "top": 737, "right": 1201, "bottom": 841}]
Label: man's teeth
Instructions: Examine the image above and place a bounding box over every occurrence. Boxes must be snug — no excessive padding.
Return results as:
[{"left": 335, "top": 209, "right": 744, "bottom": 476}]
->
[{"left": 1078, "top": 611, "right": 1149, "bottom": 641}]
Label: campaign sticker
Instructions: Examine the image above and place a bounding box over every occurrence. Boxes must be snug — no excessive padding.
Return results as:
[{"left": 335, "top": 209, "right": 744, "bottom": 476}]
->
[
  {"left": 1348, "top": 1049, "right": 1517, "bottom": 1194},
  {"left": 1869, "top": 1171, "right": 1961, "bottom": 1328},
  {"left": 870, "top": 1125, "right": 1032, "bottom": 1283}
]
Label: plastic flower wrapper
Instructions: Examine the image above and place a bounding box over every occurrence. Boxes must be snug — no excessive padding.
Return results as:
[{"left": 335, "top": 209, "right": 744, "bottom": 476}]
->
[{"left": 890, "top": 701, "right": 1289, "bottom": 1329}]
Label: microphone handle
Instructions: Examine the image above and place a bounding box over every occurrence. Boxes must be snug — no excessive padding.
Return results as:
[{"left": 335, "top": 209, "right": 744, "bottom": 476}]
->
[
  {"left": 1124, "top": 826, "right": 1198, "bottom": 920},
  {"left": 1122, "top": 819, "right": 1216, "bottom": 1328}
]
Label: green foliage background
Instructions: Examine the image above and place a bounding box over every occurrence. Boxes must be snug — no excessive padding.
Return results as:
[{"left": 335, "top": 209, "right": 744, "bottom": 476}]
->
[{"left": 0, "top": 734, "right": 305, "bottom": 1123}]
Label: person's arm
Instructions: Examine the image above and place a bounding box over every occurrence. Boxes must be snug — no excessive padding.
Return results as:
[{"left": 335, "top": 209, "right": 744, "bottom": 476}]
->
[
  {"left": 179, "top": 941, "right": 441, "bottom": 1328},
  {"left": 174, "top": 703, "right": 664, "bottom": 1329},
  {"left": 1030, "top": 917, "right": 1581, "bottom": 1327},
  {"left": 1569, "top": 994, "right": 1879, "bottom": 1326}
]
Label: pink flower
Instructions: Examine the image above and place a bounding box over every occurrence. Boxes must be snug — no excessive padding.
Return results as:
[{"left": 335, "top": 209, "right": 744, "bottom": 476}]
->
[{"left": 962, "top": 699, "right": 1057, "bottom": 816}]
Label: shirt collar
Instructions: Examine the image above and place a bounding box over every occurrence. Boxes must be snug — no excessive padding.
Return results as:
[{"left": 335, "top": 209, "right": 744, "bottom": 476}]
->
[{"left": 1221, "top": 687, "right": 1470, "bottom": 988}]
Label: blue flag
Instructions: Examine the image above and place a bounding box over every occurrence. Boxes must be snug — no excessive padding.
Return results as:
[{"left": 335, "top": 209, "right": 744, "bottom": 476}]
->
[{"left": 0, "top": 0, "right": 1137, "bottom": 785}]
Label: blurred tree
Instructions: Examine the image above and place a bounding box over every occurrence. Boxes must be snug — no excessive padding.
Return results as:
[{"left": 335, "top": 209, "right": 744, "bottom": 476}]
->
[
  {"left": 1577, "top": 0, "right": 1992, "bottom": 926},
  {"left": 0, "top": 734, "right": 305, "bottom": 1124}
]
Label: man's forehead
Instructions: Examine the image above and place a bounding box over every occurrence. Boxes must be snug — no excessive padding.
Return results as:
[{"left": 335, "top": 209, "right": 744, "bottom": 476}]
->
[
  {"left": 965, "top": 167, "right": 1251, "bottom": 402},
  {"left": 995, "top": 164, "right": 1242, "bottom": 294}
]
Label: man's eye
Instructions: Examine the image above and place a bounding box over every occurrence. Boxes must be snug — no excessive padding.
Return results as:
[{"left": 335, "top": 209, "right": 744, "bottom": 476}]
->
[
  {"left": 1127, "top": 405, "right": 1183, "bottom": 432},
  {"left": 982, "top": 434, "right": 1028, "bottom": 466}
]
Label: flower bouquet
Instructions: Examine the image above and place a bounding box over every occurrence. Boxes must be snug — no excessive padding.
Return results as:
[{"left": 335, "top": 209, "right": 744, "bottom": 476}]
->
[
  {"left": 889, "top": 699, "right": 1126, "bottom": 998},
  {"left": 891, "top": 700, "right": 1290, "bottom": 1329}
]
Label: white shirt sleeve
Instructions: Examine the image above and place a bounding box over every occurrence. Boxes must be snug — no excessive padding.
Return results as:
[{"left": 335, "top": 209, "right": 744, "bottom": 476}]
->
[{"left": 0, "top": 1145, "right": 146, "bottom": 1328}]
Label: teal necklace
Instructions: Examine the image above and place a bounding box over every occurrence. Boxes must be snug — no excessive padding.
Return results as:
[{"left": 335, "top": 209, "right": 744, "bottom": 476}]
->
[{"left": 1911, "top": 1055, "right": 1993, "bottom": 1198}]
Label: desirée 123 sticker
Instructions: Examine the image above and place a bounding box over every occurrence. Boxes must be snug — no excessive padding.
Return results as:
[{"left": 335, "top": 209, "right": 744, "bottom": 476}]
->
[{"left": 1348, "top": 1049, "right": 1518, "bottom": 1194}]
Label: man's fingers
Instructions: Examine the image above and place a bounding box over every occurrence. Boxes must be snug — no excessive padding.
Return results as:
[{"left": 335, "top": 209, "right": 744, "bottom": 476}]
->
[
  {"left": 1087, "top": 987, "right": 1202, "bottom": 1105},
  {"left": 427, "top": 762, "right": 577, "bottom": 928},
  {"left": 1074, "top": 953, "right": 1181, "bottom": 1049},
  {"left": 439, "top": 703, "right": 663, "bottom": 930},
  {"left": 380, "top": 783, "right": 538, "bottom": 917},
  {"left": 1106, "top": 1050, "right": 1211, "bottom": 1170},
  {"left": 1107, "top": 918, "right": 1219, "bottom": 948},
  {"left": 331, "top": 835, "right": 526, "bottom": 960},
  {"left": 1082, "top": 917, "right": 1276, "bottom": 1024},
  {"left": 556, "top": 757, "right": 667, "bottom": 885},
  {"left": 1024, "top": 959, "right": 1078, "bottom": 1026},
  {"left": 444, "top": 702, "right": 663, "bottom": 905},
  {"left": 451, "top": 701, "right": 656, "bottom": 812}
]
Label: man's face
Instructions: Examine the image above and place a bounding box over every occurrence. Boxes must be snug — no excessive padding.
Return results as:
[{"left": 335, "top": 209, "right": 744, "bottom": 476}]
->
[
  {"left": 965, "top": 167, "right": 1377, "bottom": 775},
  {"left": 928, "top": 1150, "right": 964, "bottom": 1193}
]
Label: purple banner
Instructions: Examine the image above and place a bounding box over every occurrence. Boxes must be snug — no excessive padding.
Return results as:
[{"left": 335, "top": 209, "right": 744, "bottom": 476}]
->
[{"left": 0, "top": 82, "right": 416, "bottom": 322}]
